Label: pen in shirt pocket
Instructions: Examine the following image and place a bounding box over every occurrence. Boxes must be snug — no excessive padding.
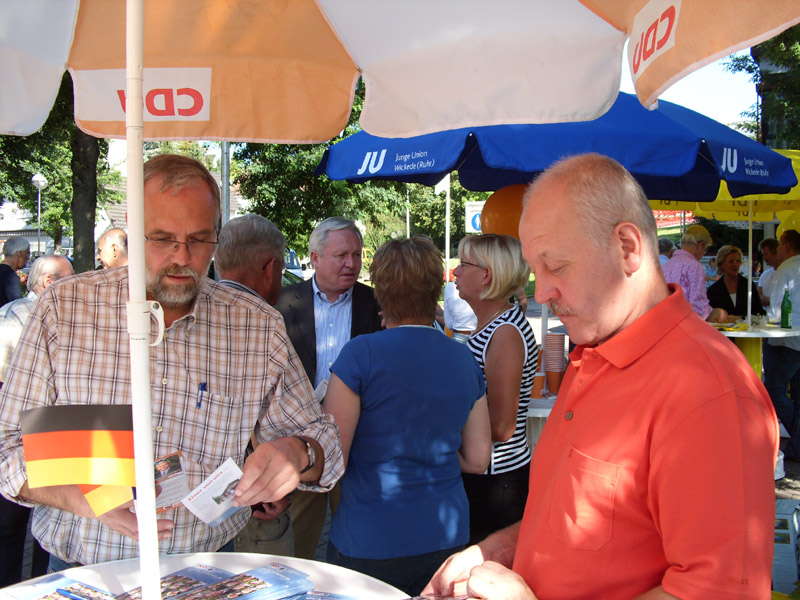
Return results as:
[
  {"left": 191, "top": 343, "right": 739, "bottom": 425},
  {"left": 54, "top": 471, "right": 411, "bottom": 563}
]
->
[{"left": 196, "top": 382, "right": 207, "bottom": 409}]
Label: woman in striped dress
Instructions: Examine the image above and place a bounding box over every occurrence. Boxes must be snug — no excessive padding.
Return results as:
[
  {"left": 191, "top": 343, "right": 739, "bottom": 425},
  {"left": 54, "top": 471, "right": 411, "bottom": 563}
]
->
[{"left": 453, "top": 233, "right": 539, "bottom": 544}]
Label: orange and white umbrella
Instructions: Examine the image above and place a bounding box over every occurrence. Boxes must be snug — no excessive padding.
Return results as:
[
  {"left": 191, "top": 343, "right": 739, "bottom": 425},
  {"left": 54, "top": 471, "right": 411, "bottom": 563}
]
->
[{"left": 4, "top": 0, "right": 800, "bottom": 141}]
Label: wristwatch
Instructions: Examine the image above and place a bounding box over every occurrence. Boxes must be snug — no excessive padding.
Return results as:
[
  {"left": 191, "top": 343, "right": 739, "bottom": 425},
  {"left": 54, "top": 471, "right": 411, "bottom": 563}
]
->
[{"left": 294, "top": 436, "right": 316, "bottom": 474}]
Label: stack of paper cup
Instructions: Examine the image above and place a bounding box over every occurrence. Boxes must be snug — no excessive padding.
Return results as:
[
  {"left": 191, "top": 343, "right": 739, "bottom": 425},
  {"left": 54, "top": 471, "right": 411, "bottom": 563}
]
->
[{"left": 545, "top": 334, "right": 567, "bottom": 396}]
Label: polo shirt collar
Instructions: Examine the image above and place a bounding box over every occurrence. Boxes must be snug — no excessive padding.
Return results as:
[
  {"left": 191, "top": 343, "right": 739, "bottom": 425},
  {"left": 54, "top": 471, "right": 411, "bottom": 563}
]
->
[{"left": 571, "top": 284, "right": 691, "bottom": 370}]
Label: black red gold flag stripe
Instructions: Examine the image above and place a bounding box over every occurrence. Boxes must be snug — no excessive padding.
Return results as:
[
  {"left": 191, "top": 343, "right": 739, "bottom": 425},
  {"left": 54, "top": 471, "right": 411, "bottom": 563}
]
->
[
  {"left": 79, "top": 484, "right": 134, "bottom": 516},
  {"left": 21, "top": 405, "right": 135, "bottom": 489}
]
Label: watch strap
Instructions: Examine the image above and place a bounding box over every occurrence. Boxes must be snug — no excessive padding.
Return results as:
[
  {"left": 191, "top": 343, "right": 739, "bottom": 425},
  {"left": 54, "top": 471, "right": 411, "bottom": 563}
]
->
[{"left": 294, "top": 436, "right": 315, "bottom": 474}]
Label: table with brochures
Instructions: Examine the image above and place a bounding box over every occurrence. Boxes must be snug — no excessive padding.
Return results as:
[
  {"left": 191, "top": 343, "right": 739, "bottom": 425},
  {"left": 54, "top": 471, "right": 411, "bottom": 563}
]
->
[{"left": 3, "top": 552, "right": 406, "bottom": 600}]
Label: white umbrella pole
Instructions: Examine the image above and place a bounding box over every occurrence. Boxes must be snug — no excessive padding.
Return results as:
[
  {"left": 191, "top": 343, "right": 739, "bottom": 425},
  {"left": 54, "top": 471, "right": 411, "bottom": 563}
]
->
[
  {"left": 406, "top": 188, "right": 410, "bottom": 238},
  {"left": 445, "top": 184, "right": 451, "bottom": 269},
  {"left": 747, "top": 202, "right": 753, "bottom": 327},
  {"left": 221, "top": 141, "right": 230, "bottom": 225},
  {"left": 126, "top": 1, "right": 162, "bottom": 598}
]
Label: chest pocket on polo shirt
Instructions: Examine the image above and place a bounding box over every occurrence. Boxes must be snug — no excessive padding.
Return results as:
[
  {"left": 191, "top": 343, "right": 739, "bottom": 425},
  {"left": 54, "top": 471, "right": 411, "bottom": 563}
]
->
[{"left": 549, "top": 446, "right": 620, "bottom": 551}]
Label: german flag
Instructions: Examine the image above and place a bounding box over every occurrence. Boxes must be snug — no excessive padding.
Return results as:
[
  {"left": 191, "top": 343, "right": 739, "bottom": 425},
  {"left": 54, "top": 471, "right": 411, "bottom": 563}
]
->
[
  {"left": 21, "top": 405, "right": 135, "bottom": 489},
  {"left": 79, "top": 484, "right": 134, "bottom": 516}
]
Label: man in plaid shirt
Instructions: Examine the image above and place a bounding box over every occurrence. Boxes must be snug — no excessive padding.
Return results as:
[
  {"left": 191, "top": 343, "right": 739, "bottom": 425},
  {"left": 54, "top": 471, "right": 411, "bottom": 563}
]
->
[{"left": 0, "top": 155, "right": 343, "bottom": 567}]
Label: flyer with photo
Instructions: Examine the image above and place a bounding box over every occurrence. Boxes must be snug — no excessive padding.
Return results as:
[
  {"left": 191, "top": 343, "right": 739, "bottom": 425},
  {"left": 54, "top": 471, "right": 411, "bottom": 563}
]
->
[
  {"left": 5, "top": 561, "right": 370, "bottom": 600},
  {"left": 176, "top": 564, "right": 312, "bottom": 600},
  {"left": 153, "top": 451, "right": 189, "bottom": 513},
  {"left": 4, "top": 573, "right": 114, "bottom": 600},
  {"left": 181, "top": 457, "right": 247, "bottom": 527},
  {"left": 114, "top": 564, "right": 234, "bottom": 600}
]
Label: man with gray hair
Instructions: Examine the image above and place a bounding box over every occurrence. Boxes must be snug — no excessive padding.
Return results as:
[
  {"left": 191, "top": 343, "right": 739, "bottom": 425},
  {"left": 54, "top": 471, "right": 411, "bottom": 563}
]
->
[
  {"left": 96, "top": 228, "right": 128, "bottom": 269},
  {"left": 662, "top": 224, "right": 727, "bottom": 322},
  {"left": 0, "top": 238, "right": 30, "bottom": 307},
  {"left": 216, "top": 214, "right": 286, "bottom": 306},
  {"left": 216, "top": 213, "right": 294, "bottom": 556},
  {"left": 657, "top": 237, "right": 674, "bottom": 267},
  {"left": 0, "top": 255, "right": 74, "bottom": 383},
  {"left": 0, "top": 254, "right": 72, "bottom": 586},
  {"left": 276, "top": 216, "right": 382, "bottom": 559}
]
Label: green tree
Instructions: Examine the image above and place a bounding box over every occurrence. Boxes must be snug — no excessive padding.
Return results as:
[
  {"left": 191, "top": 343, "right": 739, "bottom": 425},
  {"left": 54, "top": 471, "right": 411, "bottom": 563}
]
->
[
  {"left": 234, "top": 80, "right": 406, "bottom": 251},
  {"left": 693, "top": 217, "right": 761, "bottom": 256},
  {"left": 405, "top": 174, "right": 490, "bottom": 252},
  {"left": 0, "top": 73, "right": 122, "bottom": 271},
  {"left": 233, "top": 80, "right": 493, "bottom": 253},
  {"left": 726, "top": 25, "right": 800, "bottom": 147},
  {"left": 236, "top": 141, "right": 405, "bottom": 252}
]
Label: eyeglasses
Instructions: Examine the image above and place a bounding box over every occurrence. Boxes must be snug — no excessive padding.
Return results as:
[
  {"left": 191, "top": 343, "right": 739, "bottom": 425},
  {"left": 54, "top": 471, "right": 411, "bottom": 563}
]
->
[
  {"left": 459, "top": 260, "right": 484, "bottom": 269},
  {"left": 262, "top": 256, "right": 286, "bottom": 275},
  {"left": 144, "top": 235, "right": 219, "bottom": 253}
]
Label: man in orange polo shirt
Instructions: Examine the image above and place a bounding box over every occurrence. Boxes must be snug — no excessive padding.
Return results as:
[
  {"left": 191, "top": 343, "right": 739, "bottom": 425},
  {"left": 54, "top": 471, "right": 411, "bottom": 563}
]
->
[{"left": 423, "top": 153, "right": 778, "bottom": 600}]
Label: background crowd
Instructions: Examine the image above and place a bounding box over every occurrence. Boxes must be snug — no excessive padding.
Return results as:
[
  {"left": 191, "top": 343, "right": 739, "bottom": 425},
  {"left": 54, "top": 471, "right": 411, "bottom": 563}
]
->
[{"left": 0, "top": 153, "right": 784, "bottom": 600}]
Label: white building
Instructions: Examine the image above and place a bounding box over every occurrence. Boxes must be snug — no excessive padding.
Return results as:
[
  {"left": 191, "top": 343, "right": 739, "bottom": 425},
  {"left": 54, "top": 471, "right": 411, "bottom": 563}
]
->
[{"left": 0, "top": 202, "right": 56, "bottom": 256}]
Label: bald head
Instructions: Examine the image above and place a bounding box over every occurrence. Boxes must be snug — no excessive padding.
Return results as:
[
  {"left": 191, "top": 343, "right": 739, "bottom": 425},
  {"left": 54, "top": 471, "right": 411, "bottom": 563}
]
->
[
  {"left": 96, "top": 228, "right": 128, "bottom": 268},
  {"left": 519, "top": 153, "right": 668, "bottom": 346},
  {"left": 527, "top": 153, "right": 659, "bottom": 258}
]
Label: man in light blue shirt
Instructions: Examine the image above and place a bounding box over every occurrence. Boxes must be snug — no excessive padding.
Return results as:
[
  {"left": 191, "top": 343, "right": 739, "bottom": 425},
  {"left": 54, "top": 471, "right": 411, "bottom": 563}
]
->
[
  {"left": 312, "top": 273, "right": 354, "bottom": 389},
  {"left": 276, "top": 217, "right": 382, "bottom": 559}
]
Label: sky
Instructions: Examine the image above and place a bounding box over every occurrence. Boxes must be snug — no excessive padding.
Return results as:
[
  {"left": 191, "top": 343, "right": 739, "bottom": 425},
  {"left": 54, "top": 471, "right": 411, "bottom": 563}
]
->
[{"left": 619, "top": 50, "right": 757, "bottom": 126}]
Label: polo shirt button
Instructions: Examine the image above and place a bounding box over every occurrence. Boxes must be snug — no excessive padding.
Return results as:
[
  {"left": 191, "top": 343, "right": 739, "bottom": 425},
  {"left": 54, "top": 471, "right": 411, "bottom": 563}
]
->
[{"left": 565, "top": 410, "right": 574, "bottom": 420}]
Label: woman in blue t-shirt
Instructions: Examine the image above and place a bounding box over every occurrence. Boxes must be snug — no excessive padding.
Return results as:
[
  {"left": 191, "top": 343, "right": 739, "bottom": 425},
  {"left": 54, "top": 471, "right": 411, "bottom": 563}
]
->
[{"left": 323, "top": 235, "right": 491, "bottom": 596}]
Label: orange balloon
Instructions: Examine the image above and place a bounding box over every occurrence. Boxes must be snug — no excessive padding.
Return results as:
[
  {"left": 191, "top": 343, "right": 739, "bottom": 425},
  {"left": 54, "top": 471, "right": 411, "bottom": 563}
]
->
[{"left": 481, "top": 184, "right": 527, "bottom": 238}]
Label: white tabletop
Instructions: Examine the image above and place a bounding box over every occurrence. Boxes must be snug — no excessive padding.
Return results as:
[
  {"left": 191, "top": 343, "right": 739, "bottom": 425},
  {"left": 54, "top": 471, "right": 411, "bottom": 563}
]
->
[
  {"left": 547, "top": 324, "right": 568, "bottom": 335},
  {"left": 527, "top": 397, "right": 555, "bottom": 418},
  {"left": 2, "top": 553, "right": 406, "bottom": 599},
  {"left": 713, "top": 324, "right": 800, "bottom": 338}
]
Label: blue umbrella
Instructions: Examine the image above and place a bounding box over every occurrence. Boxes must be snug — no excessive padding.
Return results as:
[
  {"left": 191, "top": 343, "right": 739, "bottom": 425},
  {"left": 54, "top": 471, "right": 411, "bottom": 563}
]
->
[{"left": 316, "top": 92, "right": 797, "bottom": 200}]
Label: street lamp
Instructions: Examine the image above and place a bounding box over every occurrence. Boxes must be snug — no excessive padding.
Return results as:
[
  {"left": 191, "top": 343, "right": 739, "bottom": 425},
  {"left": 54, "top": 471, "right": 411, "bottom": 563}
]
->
[{"left": 31, "top": 173, "right": 47, "bottom": 257}]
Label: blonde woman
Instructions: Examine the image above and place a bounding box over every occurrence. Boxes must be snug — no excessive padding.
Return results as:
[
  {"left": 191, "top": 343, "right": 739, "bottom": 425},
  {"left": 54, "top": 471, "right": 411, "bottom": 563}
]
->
[
  {"left": 706, "top": 245, "right": 764, "bottom": 318},
  {"left": 453, "top": 233, "right": 538, "bottom": 543}
]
